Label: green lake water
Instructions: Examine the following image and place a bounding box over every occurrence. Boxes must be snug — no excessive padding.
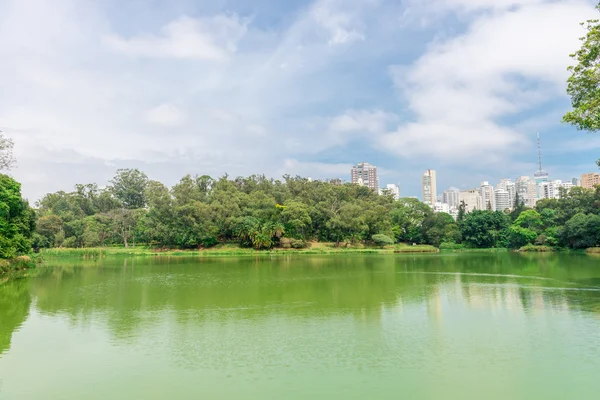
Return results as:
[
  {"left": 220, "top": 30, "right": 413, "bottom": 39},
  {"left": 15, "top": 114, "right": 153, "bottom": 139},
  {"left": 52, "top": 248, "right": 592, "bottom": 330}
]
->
[{"left": 1, "top": 253, "right": 600, "bottom": 399}]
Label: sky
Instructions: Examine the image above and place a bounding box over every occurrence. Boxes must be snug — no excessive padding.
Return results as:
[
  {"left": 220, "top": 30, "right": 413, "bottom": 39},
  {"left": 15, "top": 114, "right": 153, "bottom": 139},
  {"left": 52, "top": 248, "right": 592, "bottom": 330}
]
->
[{"left": 1, "top": 0, "right": 599, "bottom": 201}]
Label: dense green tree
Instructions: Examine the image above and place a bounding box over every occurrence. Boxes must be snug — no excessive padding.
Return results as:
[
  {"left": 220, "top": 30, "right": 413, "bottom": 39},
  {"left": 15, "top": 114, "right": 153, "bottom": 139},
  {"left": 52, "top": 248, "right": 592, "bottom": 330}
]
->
[
  {"left": 422, "top": 212, "right": 459, "bottom": 247},
  {"left": 563, "top": 4, "right": 600, "bottom": 134},
  {"left": 0, "top": 174, "right": 35, "bottom": 258},
  {"left": 372, "top": 234, "right": 394, "bottom": 247},
  {"left": 390, "top": 198, "right": 432, "bottom": 244},
  {"left": 280, "top": 201, "right": 312, "bottom": 239},
  {"left": 460, "top": 210, "right": 509, "bottom": 248},
  {"left": 109, "top": 169, "right": 149, "bottom": 209},
  {"left": 560, "top": 213, "right": 600, "bottom": 249}
]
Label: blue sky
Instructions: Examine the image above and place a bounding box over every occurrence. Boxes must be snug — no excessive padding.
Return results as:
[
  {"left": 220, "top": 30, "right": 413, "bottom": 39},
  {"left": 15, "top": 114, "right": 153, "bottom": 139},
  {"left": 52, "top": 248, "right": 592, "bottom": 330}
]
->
[{"left": 0, "top": 0, "right": 598, "bottom": 200}]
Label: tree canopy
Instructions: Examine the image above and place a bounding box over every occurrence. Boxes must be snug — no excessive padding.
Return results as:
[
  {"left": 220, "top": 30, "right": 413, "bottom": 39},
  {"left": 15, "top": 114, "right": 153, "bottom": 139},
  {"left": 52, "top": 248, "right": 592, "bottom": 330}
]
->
[
  {"left": 0, "top": 174, "right": 35, "bottom": 259},
  {"left": 31, "top": 169, "right": 600, "bottom": 251},
  {"left": 563, "top": 4, "right": 600, "bottom": 135}
]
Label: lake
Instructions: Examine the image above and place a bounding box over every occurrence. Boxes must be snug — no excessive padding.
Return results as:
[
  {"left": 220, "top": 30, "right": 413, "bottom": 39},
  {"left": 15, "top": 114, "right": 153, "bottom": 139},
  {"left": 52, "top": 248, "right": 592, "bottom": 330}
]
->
[{"left": 1, "top": 253, "right": 600, "bottom": 399}]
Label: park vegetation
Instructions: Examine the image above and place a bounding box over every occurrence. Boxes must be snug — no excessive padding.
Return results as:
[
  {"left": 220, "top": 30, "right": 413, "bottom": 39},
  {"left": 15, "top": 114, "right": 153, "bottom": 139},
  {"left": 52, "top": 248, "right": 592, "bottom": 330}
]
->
[{"left": 27, "top": 169, "right": 600, "bottom": 253}]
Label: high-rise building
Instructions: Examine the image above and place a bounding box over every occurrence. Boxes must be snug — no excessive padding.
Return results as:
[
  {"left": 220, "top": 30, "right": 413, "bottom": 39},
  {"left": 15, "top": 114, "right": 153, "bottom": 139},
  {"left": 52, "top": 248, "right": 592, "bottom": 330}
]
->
[
  {"left": 421, "top": 169, "right": 437, "bottom": 207},
  {"left": 581, "top": 172, "right": 600, "bottom": 189},
  {"left": 494, "top": 189, "right": 510, "bottom": 212},
  {"left": 496, "top": 179, "right": 516, "bottom": 210},
  {"left": 459, "top": 189, "right": 483, "bottom": 212},
  {"left": 534, "top": 133, "right": 549, "bottom": 198},
  {"left": 515, "top": 176, "right": 537, "bottom": 207},
  {"left": 351, "top": 162, "right": 379, "bottom": 191},
  {"left": 442, "top": 189, "right": 460, "bottom": 210},
  {"left": 480, "top": 181, "right": 495, "bottom": 210},
  {"left": 540, "top": 180, "right": 573, "bottom": 199},
  {"left": 572, "top": 177, "right": 582, "bottom": 187}
]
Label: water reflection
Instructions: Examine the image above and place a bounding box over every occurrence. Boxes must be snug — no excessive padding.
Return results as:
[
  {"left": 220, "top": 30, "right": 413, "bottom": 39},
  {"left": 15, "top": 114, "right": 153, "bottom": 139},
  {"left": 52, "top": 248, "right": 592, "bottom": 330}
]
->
[
  {"left": 0, "top": 279, "right": 31, "bottom": 356},
  {"left": 2, "top": 253, "right": 600, "bottom": 357}
]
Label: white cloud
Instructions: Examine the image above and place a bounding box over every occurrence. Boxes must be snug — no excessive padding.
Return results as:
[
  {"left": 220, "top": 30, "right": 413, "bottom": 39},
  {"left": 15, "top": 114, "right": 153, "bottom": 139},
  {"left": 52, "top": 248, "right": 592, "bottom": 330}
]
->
[
  {"left": 329, "top": 110, "right": 397, "bottom": 133},
  {"left": 104, "top": 15, "right": 248, "bottom": 61},
  {"left": 383, "top": 0, "right": 596, "bottom": 161},
  {"left": 311, "top": 1, "right": 366, "bottom": 45},
  {"left": 144, "top": 104, "right": 185, "bottom": 127},
  {"left": 281, "top": 159, "right": 352, "bottom": 178}
]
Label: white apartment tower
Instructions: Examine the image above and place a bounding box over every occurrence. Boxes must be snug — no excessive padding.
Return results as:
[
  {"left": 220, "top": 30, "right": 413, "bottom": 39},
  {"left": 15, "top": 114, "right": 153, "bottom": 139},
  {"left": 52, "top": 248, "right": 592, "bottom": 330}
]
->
[
  {"left": 480, "top": 181, "right": 495, "bottom": 210},
  {"left": 351, "top": 162, "right": 379, "bottom": 191},
  {"left": 442, "top": 189, "right": 460, "bottom": 210},
  {"left": 421, "top": 169, "right": 437, "bottom": 207},
  {"left": 496, "top": 179, "right": 516, "bottom": 210},
  {"left": 494, "top": 189, "right": 510, "bottom": 212}
]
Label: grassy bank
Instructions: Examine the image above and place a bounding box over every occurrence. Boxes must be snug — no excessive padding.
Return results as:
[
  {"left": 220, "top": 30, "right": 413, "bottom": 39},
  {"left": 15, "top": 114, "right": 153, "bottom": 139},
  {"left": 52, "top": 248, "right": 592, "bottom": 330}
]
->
[
  {"left": 440, "top": 248, "right": 509, "bottom": 253},
  {"left": 40, "top": 242, "right": 439, "bottom": 259},
  {"left": 0, "top": 256, "right": 37, "bottom": 284}
]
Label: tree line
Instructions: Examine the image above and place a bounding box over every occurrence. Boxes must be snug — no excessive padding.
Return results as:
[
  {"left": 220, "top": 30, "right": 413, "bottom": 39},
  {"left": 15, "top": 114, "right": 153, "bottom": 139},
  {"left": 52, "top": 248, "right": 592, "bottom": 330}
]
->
[{"left": 25, "top": 169, "right": 600, "bottom": 251}]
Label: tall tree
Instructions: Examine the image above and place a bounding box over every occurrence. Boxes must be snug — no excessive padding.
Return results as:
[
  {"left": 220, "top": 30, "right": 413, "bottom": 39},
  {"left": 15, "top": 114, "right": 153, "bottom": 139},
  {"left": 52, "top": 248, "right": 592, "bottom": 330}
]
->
[{"left": 109, "top": 169, "right": 149, "bottom": 209}]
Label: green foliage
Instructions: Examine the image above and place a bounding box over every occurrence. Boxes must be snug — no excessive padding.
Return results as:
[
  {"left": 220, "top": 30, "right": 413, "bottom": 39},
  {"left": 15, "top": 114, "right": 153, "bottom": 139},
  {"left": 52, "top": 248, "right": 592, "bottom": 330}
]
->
[
  {"left": 563, "top": 4, "right": 600, "bottom": 132},
  {"left": 560, "top": 213, "right": 600, "bottom": 249},
  {"left": 372, "top": 234, "right": 394, "bottom": 247},
  {"left": 109, "top": 169, "right": 148, "bottom": 209},
  {"left": 422, "top": 212, "right": 460, "bottom": 247},
  {"left": 31, "top": 168, "right": 600, "bottom": 252},
  {"left": 0, "top": 175, "right": 35, "bottom": 258},
  {"left": 460, "top": 210, "right": 510, "bottom": 248}
]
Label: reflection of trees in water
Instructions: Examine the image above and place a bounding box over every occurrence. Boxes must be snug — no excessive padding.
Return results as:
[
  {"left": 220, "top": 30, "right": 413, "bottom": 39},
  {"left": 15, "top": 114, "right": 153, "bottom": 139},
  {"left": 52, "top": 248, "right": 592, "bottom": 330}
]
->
[
  {"left": 0, "top": 279, "right": 31, "bottom": 355},
  {"left": 29, "top": 254, "right": 600, "bottom": 341}
]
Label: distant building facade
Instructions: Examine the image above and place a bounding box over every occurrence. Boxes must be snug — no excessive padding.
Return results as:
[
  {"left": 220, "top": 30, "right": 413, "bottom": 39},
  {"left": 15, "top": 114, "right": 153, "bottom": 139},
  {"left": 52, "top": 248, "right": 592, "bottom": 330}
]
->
[
  {"left": 582, "top": 172, "right": 600, "bottom": 189},
  {"left": 494, "top": 189, "right": 510, "bottom": 212},
  {"left": 421, "top": 169, "right": 437, "bottom": 207},
  {"left": 442, "top": 189, "right": 460, "bottom": 210},
  {"left": 434, "top": 202, "right": 450, "bottom": 214},
  {"left": 480, "top": 181, "right": 495, "bottom": 210},
  {"left": 351, "top": 162, "right": 379, "bottom": 191},
  {"left": 459, "top": 189, "right": 483, "bottom": 212}
]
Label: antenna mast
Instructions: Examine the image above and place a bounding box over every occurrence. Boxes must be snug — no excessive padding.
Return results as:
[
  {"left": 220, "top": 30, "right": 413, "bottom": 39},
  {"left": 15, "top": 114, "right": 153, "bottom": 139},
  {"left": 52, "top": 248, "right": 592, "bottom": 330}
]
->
[{"left": 537, "top": 132, "right": 543, "bottom": 172}]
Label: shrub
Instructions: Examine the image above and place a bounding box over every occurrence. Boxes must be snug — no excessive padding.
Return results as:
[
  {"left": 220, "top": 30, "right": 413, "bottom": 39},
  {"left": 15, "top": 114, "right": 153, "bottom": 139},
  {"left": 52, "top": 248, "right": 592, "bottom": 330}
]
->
[
  {"left": 280, "top": 238, "right": 292, "bottom": 249},
  {"left": 519, "top": 244, "right": 554, "bottom": 252},
  {"left": 372, "top": 234, "right": 394, "bottom": 247},
  {"left": 290, "top": 239, "right": 310, "bottom": 249},
  {"left": 439, "top": 242, "right": 465, "bottom": 250}
]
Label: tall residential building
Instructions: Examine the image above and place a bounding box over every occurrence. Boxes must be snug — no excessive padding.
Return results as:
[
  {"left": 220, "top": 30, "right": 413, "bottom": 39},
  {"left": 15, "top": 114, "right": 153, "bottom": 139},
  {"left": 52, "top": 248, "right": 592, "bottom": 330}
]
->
[
  {"left": 534, "top": 133, "right": 549, "bottom": 198},
  {"left": 540, "top": 180, "right": 573, "bottom": 199},
  {"left": 421, "top": 169, "right": 437, "bottom": 207},
  {"left": 351, "top": 162, "right": 379, "bottom": 191},
  {"left": 494, "top": 189, "right": 510, "bottom": 212},
  {"left": 496, "top": 179, "right": 516, "bottom": 210},
  {"left": 459, "top": 189, "right": 483, "bottom": 212},
  {"left": 480, "top": 181, "right": 495, "bottom": 210},
  {"left": 442, "top": 189, "right": 460, "bottom": 209},
  {"left": 581, "top": 172, "right": 600, "bottom": 189},
  {"left": 515, "top": 176, "right": 537, "bottom": 207}
]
